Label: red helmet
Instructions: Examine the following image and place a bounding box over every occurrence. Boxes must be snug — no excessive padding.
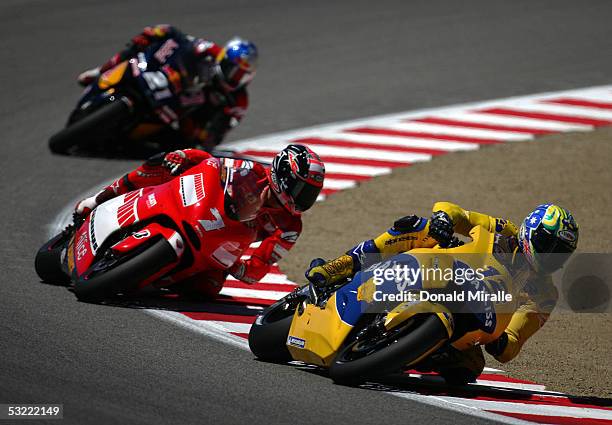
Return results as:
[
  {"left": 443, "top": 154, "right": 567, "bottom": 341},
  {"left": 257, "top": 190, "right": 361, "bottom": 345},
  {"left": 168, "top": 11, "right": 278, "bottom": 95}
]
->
[{"left": 267, "top": 145, "right": 325, "bottom": 214}]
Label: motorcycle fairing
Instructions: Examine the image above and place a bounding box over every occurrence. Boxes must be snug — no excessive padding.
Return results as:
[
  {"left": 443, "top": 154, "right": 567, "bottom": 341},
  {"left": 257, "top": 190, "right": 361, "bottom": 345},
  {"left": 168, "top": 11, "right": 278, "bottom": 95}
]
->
[
  {"left": 287, "top": 226, "right": 519, "bottom": 365},
  {"left": 70, "top": 161, "right": 256, "bottom": 280},
  {"left": 98, "top": 61, "right": 129, "bottom": 90}
]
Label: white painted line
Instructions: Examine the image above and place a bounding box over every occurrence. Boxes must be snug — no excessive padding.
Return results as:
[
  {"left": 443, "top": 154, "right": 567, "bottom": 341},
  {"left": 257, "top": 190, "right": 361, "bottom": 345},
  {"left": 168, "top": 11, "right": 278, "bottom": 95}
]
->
[
  {"left": 493, "top": 101, "right": 612, "bottom": 120},
  {"left": 473, "top": 380, "right": 548, "bottom": 393},
  {"left": 226, "top": 274, "right": 294, "bottom": 285},
  {"left": 329, "top": 131, "right": 481, "bottom": 151},
  {"left": 429, "top": 110, "right": 592, "bottom": 132},
  {"left": 434, "top": 397, "right": 612, "bottom": 420},
  {"left": 380, "top": 122, "right": 533, "bottom": 141},
  {"left": 483, "top": 367, "right": 504, "bottom": 373},
  {"left": 146, "top": 310, "right": 248, "bottom": 350},
  {"left": 544, "top": 90, "right": 612, "bottom": 104},
  {"left": 222, "top": 84, "right": 612, "bottom": 151},
  {"left": 323, "top": 178, "right": 358, "bottom": 190},
  {"left": 389, "top": 392, "right": 533, "bottom": 425},
  {"left": 207, "top": 320, "right": 252, "bottom": 334},
  {"left": 245, "top": 144, "right": 432, "bottom": 163},
  {"left": 219, "top": 286, "right": 291, "bottom": 300}
]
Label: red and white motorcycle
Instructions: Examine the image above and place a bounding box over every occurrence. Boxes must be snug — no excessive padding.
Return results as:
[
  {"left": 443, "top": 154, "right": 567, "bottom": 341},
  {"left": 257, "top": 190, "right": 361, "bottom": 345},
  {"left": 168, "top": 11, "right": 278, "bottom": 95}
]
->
[{"left": 35, "top": 157, "right": 263, "bottom": 302}]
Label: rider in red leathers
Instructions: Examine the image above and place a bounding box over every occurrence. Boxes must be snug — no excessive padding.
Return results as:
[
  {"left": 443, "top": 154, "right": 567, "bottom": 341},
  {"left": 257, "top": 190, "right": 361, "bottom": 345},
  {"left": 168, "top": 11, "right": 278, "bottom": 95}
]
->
[
  {"left": 77, "top": 24, "right": 257, "bottom": 150},
  {"left": 75, "top": 145, "right": 325, "bottom": 297}
]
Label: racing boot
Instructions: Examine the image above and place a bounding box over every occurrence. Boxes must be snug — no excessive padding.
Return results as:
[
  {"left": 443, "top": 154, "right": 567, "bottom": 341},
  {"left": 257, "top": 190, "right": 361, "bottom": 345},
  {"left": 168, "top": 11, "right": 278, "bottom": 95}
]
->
[
  {"left": 416, "top": 345, "right": 485, "bottom": 386},
  {"left": 305, "top": 255, "right": 354, "bottom": 288}
]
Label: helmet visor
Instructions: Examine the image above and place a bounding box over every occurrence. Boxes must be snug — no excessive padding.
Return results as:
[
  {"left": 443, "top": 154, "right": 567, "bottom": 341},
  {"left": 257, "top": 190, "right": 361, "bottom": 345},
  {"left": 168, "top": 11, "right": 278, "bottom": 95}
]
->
[
  {"left": 289, "top": 179, "right": 321, "bottom": 212},
  {"left": 532, "top": 225, "right": 575, "bottom": 272},
  {"left": 224, "top": 167, "right": 263, "bottom": 222},
  {"left": 219, "top": 59, "right": 255, "bottom": 90}
]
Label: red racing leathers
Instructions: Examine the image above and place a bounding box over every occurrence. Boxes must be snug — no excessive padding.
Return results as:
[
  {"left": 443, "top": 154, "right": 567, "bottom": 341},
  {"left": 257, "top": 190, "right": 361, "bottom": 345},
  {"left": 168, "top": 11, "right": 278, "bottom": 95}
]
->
[
  {"left": 80, "top": 149, "right": 301, "bottom": 296},
  {"left": 88, "top": 24, "right": 248, "bottom": 148}
]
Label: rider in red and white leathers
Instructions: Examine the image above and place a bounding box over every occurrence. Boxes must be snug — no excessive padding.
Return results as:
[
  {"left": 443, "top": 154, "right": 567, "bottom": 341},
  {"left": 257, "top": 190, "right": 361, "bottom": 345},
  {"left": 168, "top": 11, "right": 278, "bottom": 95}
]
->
[
  {"left": 77, "top": 24, "right": 257, "bottom": 150},
  {"left": 75, "top": 145, "right": 325, "bottom": 296}
]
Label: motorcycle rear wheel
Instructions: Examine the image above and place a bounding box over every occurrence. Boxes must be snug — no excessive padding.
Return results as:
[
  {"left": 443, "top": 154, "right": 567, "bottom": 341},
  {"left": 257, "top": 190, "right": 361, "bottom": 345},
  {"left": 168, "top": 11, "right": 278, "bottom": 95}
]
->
[
  {"left": 49, "top": 98, "right": 132, "bottom": 155},
  {"left": 329, "top": 314, "right": 448, "bottom": 385},
  {"left": 248, "top": 295, "right": 298, "bottom": 363},
  {"left": 74, "top": 237, "right": 176, "bottom": 303}
]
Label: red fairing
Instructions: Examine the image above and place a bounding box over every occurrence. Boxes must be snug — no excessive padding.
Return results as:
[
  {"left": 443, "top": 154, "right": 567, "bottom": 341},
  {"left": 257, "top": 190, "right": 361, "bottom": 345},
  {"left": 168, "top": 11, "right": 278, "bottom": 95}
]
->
[
  {"left": 69, "top": 158, "right": 258, "bottom": 291},
  {"left": 110, "top": 223, "right": 183, "bottom": 256},
  {"left": 72, "top": 150, "right": 302, "bottom": 293}
]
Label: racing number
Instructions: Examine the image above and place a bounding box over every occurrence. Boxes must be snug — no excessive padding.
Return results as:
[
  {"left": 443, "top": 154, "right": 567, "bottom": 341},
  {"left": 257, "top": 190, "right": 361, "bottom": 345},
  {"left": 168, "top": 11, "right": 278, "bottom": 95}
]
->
[{"left": 198, "top": 208, "right": 225, "bottom": 231}]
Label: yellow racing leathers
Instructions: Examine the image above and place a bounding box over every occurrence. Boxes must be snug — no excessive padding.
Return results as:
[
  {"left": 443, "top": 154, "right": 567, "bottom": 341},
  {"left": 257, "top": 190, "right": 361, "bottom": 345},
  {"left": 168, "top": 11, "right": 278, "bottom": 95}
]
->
[{"left": 306, "top": 201, "right": 558, "bottom": 367}]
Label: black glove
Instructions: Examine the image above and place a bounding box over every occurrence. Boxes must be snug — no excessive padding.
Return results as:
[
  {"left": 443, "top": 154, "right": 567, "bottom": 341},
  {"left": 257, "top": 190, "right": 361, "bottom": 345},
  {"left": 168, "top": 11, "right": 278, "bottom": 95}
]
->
[
  {"left": 485, "top": 332, "right": 509, "bottom": 357},
  {"left": 428, "top": 210, "right": 454, "bottom": 248},
  {"left": 305, "top": 258, "right": 328, "bottom": 287},
  {"left": 392, "top": 215, "right": 422, "bottom": 232}
]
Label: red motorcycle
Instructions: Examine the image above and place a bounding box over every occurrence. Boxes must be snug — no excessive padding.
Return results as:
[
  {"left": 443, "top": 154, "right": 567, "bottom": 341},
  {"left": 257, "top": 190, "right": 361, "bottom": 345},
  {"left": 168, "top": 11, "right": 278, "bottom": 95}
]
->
[{"left": 35, "top": 158, "right": 263, "bottom": 302}]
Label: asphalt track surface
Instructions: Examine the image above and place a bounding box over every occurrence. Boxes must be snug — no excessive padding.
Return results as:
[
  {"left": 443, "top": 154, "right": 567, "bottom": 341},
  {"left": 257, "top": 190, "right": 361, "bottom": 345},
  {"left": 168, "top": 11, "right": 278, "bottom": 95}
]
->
[{"left": 2, "top": 1, "right": 612, "bottom": 424}]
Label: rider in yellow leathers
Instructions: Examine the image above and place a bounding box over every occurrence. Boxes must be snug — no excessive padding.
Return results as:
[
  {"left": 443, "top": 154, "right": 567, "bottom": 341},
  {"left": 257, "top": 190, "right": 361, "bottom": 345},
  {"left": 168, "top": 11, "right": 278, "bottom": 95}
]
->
[{"left": 305, "top": 202, "right": 579, "bottom": 384}]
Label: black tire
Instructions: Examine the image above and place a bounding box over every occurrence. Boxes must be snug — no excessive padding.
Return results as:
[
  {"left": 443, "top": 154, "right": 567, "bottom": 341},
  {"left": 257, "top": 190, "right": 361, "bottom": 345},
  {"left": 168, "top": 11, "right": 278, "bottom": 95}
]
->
[
  {"left": 74, "top": 237, "right": 176, "bottom": 303},
  {"left": 248, "top": 296, "right": 297, "bottom": 363},
  {"left": 329, "top": 314, "right": 448, "bottom": 385},
  {"left": 35, "top": 233, "right": 71, "bottom": 285},
  {"left": 49, "top": 98, "right": 132, "bottom": 154}
]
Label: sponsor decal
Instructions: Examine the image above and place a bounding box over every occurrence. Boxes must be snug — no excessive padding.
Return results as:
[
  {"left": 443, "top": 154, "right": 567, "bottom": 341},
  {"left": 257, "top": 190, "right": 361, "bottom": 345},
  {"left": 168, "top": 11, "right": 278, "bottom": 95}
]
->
[
  {"left": 89, "top": 209, "right": 98, "bottom": 252},
  {"left": 558, "top": 229, "right": 577, "bottom": 243},
  {"left": 280, "top": 231, "right": 299, "bottom": 243},
  {"left": 287, "top": 335, "right": 306, "bottom": 349},
  {"left": 271, "top": 243, "right": 289, "bottom": 262},
  {"left": 153, "top": 38, "right": 179, "bottom": 63},
  {"left": 350, "top": 241, "right": 368, "bottom": 267},
  {"left": 211, "top": 241, "right": 240, "bottom": 267},
  {"left": 146, "top": 193, "right": 157, "bottom": 208},
  {"left": 384, "top": 234, "right": 418, "bottom": 246},
  {"left": 75, "top": 231, "right": 89, "bottom": 261},
  {"left": 132, "top": 229, "right": 151, "bottom": 240},
  {"left": 180, "top": 173, "right": 206, "bottom": 207},
  {"left": 117, "top": 190, "right": 142, "bottom": 227}
]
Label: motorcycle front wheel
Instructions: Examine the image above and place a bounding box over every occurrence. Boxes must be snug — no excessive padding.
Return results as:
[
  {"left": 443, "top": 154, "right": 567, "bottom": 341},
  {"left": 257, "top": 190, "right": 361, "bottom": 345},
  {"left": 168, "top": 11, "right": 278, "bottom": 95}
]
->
[
  {"left": 49, "top": 97, "right": 133, "bottom": 155},
  {"left": 248, "top": 292, "right": 304, "bottom": 363},
  {"left": 74, "top": 237, "right": 176, "bottom": 303},
  {"left": 35, "top": 232, "right": 72, "bottom": 285},
  {"left": 329, "top": 314, "right": 449, "bottom": 385}
]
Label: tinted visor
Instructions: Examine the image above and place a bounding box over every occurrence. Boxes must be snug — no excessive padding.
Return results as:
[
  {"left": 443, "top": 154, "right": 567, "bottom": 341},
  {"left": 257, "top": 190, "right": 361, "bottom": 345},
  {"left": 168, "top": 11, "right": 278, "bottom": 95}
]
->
[
  {"left": 219, "top": 59, "right": 254, "bottom": 90},
  {"left": 224, "top": 168, "right": 263, "bottom": 222},
  {"left": 289, "top": 180, "right": 321, "bottom": 212},
  {"left": 532, "top": 225, "right": 574, "bottom": 272}
]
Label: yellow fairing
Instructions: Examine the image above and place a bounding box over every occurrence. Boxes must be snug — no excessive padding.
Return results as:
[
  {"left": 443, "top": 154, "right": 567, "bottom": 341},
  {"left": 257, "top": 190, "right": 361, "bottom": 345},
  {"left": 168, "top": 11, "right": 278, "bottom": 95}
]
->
[
  {"left": 384, "top": 302, "right": 454, "bottom": 338},
  {"left": 98, "top": 61, "right": 129, "bottom": 90},
  {"left": 287, "top": 226, "right": 518, "bottom": 366},
  {"left": 287, "top": 294, "right": 353, "bottom": 366}
]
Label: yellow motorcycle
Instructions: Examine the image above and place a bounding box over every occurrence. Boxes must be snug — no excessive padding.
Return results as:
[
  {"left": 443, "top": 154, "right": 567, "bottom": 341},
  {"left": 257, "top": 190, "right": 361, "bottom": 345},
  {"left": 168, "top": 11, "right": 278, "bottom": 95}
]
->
[{"left": 248, "top": 226, "right": 519, "bottom": 384}]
